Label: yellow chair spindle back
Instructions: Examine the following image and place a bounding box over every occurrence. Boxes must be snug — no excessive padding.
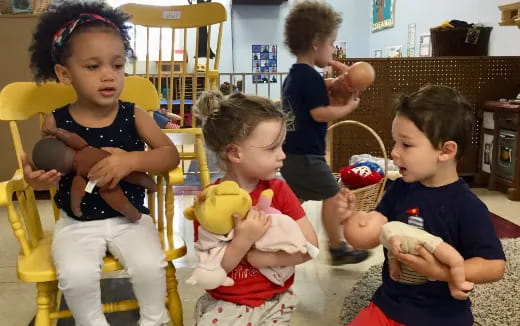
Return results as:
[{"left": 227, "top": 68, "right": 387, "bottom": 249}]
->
[{"left": 120, "top": 2, "right": 227, "bottom": 127}]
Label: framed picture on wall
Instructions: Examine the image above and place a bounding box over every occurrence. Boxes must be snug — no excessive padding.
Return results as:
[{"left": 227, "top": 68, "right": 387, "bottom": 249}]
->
[
  {"left": 371, "top": 0, "right": 395, "bottom": 32},
  {"left": 419, "top": 33, "right": 431, "bottom": 56},
  {"left": 386, "top": 45, "right": 402, "bottom": 58},
  {"left": 334, "top": 41, "right": 347, "bottom": 59},
  {"left": 252, "top": 44, "right": 277, "bottom": 84},
  {"left": 407, "top": 23, "right": 416, "bottom": 57}
]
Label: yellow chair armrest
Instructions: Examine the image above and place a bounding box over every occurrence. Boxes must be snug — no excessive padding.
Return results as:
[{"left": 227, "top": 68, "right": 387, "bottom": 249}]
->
[
  {"left": 165, "top": 166, "right": 184, "bottom": 186},
  {"left": 0, "top": 171, "right": 26, "bottom": 206},
  {"left": 162, "top": 127, "right": 203, "bottom": 135}
]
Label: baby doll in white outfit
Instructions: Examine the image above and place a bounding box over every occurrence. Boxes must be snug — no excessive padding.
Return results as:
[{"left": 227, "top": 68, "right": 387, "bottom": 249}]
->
[{"left": 343, "top": 211, "right": 474, "bottom": 300}]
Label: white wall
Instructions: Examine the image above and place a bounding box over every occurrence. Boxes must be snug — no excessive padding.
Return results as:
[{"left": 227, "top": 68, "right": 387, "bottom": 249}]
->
[
  {"left": 368, "top": 0, "right": 520, "bottom": 57},
  {"left": 109, "top": 0, "right": 519, "bottom": 95},
  {"left": 328, "top": 0, "right": 370, "bottom": 58},
  {"left": 229, "top": 1, "right": 293, "bottom": 99}
]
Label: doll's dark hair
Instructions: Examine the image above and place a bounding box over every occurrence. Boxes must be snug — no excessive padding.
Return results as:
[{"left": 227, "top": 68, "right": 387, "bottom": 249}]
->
[
  {"left": 193, "top": 91, "right": 287, "bottom": 167},
  {"left": 395, "top": 85, "right": 474, "bottom": 160},
  {"left": 29, "top": 1, "right": 135, "bottom": 82},
  {"left": 284, "top": 0, "right": 342, "bottom": 56}
]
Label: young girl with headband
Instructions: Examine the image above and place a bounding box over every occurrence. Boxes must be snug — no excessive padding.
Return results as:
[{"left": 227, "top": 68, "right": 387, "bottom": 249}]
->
[{"left": 22, "top": 2, "right": 179, "bottom": 325}]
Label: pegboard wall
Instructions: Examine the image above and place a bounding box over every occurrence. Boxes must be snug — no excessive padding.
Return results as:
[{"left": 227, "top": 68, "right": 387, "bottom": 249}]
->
[{"left": 330, "top": 56, "right": 520, "bottom": 176}]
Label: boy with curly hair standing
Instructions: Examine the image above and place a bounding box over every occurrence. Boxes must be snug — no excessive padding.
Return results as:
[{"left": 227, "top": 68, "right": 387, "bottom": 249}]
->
[{"left": 281, "top": 0, "right": 369, "bottom": 265}]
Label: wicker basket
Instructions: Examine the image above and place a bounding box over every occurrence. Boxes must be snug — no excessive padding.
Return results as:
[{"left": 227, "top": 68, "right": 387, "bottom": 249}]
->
[
  {"left": 0, "top": 0, "right": 50, "bottom": 14},
  {"left": 328, "top": 120, "right": 388, "bottom": 212}
]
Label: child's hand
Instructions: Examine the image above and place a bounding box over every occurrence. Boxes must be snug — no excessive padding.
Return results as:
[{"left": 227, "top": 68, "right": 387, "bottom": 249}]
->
[
  {"left": 233, "top": 208, "right": 272, "bottom": 245},
  {"left": 88, "top": 147, "right": 133, "bottom": 189},
  {"left": 396, "top": 244, "right": 450, "bottom": 282},
  {"left": 327, "top": 60, "right": 357, "bottom": 105},
  {"left": 21, "top": 151, "right": 61, "bottom": 190},
  {"left": 333, "top": 92, "right": 361, "bottom": 117},
  {"left": 337, "top": 188, "right": 356, "bottom": 222}
]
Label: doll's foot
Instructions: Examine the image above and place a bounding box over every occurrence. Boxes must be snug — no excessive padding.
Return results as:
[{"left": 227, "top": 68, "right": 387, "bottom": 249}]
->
[{"left": 329, "top": 241, "right": 369, "bottom": 265}]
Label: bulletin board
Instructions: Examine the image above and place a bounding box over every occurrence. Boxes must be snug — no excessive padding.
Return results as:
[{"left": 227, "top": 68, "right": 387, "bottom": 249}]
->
[{"left": 252, "top": 44, "right": 278, "bottom": 83}]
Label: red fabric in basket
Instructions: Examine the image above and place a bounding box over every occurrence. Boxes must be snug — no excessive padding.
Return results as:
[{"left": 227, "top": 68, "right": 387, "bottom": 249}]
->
[{"left": 340, "top": 165, "right": 382, "bottom": 189}]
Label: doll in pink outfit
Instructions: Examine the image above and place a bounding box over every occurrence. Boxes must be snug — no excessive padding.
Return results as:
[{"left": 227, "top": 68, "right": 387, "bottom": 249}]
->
[{"left": 184, "top": 181, "right": 319, "bottom": 290}]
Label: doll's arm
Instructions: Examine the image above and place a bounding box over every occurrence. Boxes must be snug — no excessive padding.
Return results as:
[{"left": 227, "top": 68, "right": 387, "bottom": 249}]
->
[
  {"left": 44, "top": 128, "right": 88, "bottom": 150},
  {"left": 388, "top": 236, "right": 404, "bottom": 255},
  {"left": 387, "top": 251, "right": 402, "bottom": 281},
  {"left": 71, "top": 175, "right": 87, "bottom": 217},
  {"left": 98, "top": 186, "right": 142, "bottom": 221},
  {"left": 247, "top": 216, "right": 317, "bottom": 268},
  {"left": 186, "top": 227, "right": 235, "bottom": 289},
  {"left": 434, "top": 242, "right": 474, "bottom": 300},
  {"left": 122, "top": 172, "right": 158, "bottom": 193},
  {"left": 255, "top": 189, "right": 281, "bottom": 214},
  {"left": 381, "top": 221, "right": 442, "bottom": 254},
  {"left": 254, "top": 213, "right": 319, "bottom": 258}
]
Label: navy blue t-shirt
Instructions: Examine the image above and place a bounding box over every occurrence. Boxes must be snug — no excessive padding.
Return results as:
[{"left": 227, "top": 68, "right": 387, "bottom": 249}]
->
[
  {"left": 373, "top": 178, "right": 505, "bottom": 326},
  {"left": 53, "top": 101, "right": 149, "bottom": 221},
  {"left": 282, "top": 64, "right": 329, "bottom": 155}
]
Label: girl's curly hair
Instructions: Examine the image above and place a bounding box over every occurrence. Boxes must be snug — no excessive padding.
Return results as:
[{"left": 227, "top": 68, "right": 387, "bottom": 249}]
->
[{"left": 29, "top": 1, "right": 135, "bottom": 82}]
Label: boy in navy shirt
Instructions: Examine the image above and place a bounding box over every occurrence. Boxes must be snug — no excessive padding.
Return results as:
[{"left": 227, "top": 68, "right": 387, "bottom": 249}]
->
[
  {"left": 281, "top": 0, "right": 368, "bottom": 265},
  {"left": 346, "top": 85, "right": 506, "bottom": 326}
]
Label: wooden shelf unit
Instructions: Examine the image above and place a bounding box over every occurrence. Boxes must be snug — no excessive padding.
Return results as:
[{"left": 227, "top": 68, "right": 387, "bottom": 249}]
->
[
  {"left": 476, "top": 101, "right": 520, "bottom": 201},
  {"left": 498, "top": 2, "right": 520, "bottom": 28}
]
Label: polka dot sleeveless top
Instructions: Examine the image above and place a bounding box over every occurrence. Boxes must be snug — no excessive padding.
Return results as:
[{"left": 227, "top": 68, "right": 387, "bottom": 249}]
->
[{"left": 53, "top": 101, "right": 149, "bottom": 221}]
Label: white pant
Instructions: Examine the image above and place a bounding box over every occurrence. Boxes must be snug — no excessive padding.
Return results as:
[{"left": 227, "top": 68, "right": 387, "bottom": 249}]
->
[{"left": 52, "top": 214, "right": 170, "bottom": 326}]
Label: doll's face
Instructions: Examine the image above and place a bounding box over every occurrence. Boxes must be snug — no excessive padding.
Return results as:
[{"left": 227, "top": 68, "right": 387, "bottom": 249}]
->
[
  {"left": 32, "top": 138, "right": 75, "bottom": 174},
  {"left": 345, "top": 62, "right": 376, "bottom": 92},
  {"left": 343, "top": 211, "right": 388, "bottom": 249},
  {"left": 195, "top": 181, "right": 251, "bottom": 235}
]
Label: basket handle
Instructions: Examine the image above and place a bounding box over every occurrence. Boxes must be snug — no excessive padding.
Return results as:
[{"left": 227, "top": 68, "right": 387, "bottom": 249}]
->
[{"left": 327, "top": 120, "right": 389, "bottom": 175}]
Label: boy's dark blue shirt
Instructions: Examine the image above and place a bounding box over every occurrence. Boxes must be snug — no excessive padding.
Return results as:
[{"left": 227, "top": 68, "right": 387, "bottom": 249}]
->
[
  {"left": 282, "top": 63, "right": 329, "bottom": 155},
  {"left": 374, "top": 178, "right": 505, "bottom": 326}
]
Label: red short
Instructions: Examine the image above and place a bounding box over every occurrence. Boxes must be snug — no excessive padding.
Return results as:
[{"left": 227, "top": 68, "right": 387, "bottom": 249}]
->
[{"left": 348, "top": 302, "right": 405, "bottom": 326}]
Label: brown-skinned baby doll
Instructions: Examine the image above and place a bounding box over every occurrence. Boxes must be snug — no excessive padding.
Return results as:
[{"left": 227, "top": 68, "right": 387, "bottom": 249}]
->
[{"left": 32, "top": 128, "right": 157, "bottom": 221}]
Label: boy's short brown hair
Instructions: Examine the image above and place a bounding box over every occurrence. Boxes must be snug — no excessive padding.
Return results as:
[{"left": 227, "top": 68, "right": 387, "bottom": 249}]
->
[
  {"left": 284, "top": 1, "right": 342, "bottom": 56},
  {"left": 395, "top": 85, "right": 475, "bottom": 160}
]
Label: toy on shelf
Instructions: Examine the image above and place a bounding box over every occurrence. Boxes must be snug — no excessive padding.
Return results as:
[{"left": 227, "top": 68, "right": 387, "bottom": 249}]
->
[
  {"left": 184, "top": 180, "right": 319, "bottom": 290},
  {"left": 498, "top": 2, "right": 520, "bottom": 28},
  {"left": 32, "top": 128, "right": 157, "bottom": 221}
]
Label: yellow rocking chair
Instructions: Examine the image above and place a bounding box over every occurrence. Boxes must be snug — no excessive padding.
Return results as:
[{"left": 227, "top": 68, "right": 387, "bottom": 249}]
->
[{"left": 0, "top": 76, "right": 186, "bottom": 326}]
